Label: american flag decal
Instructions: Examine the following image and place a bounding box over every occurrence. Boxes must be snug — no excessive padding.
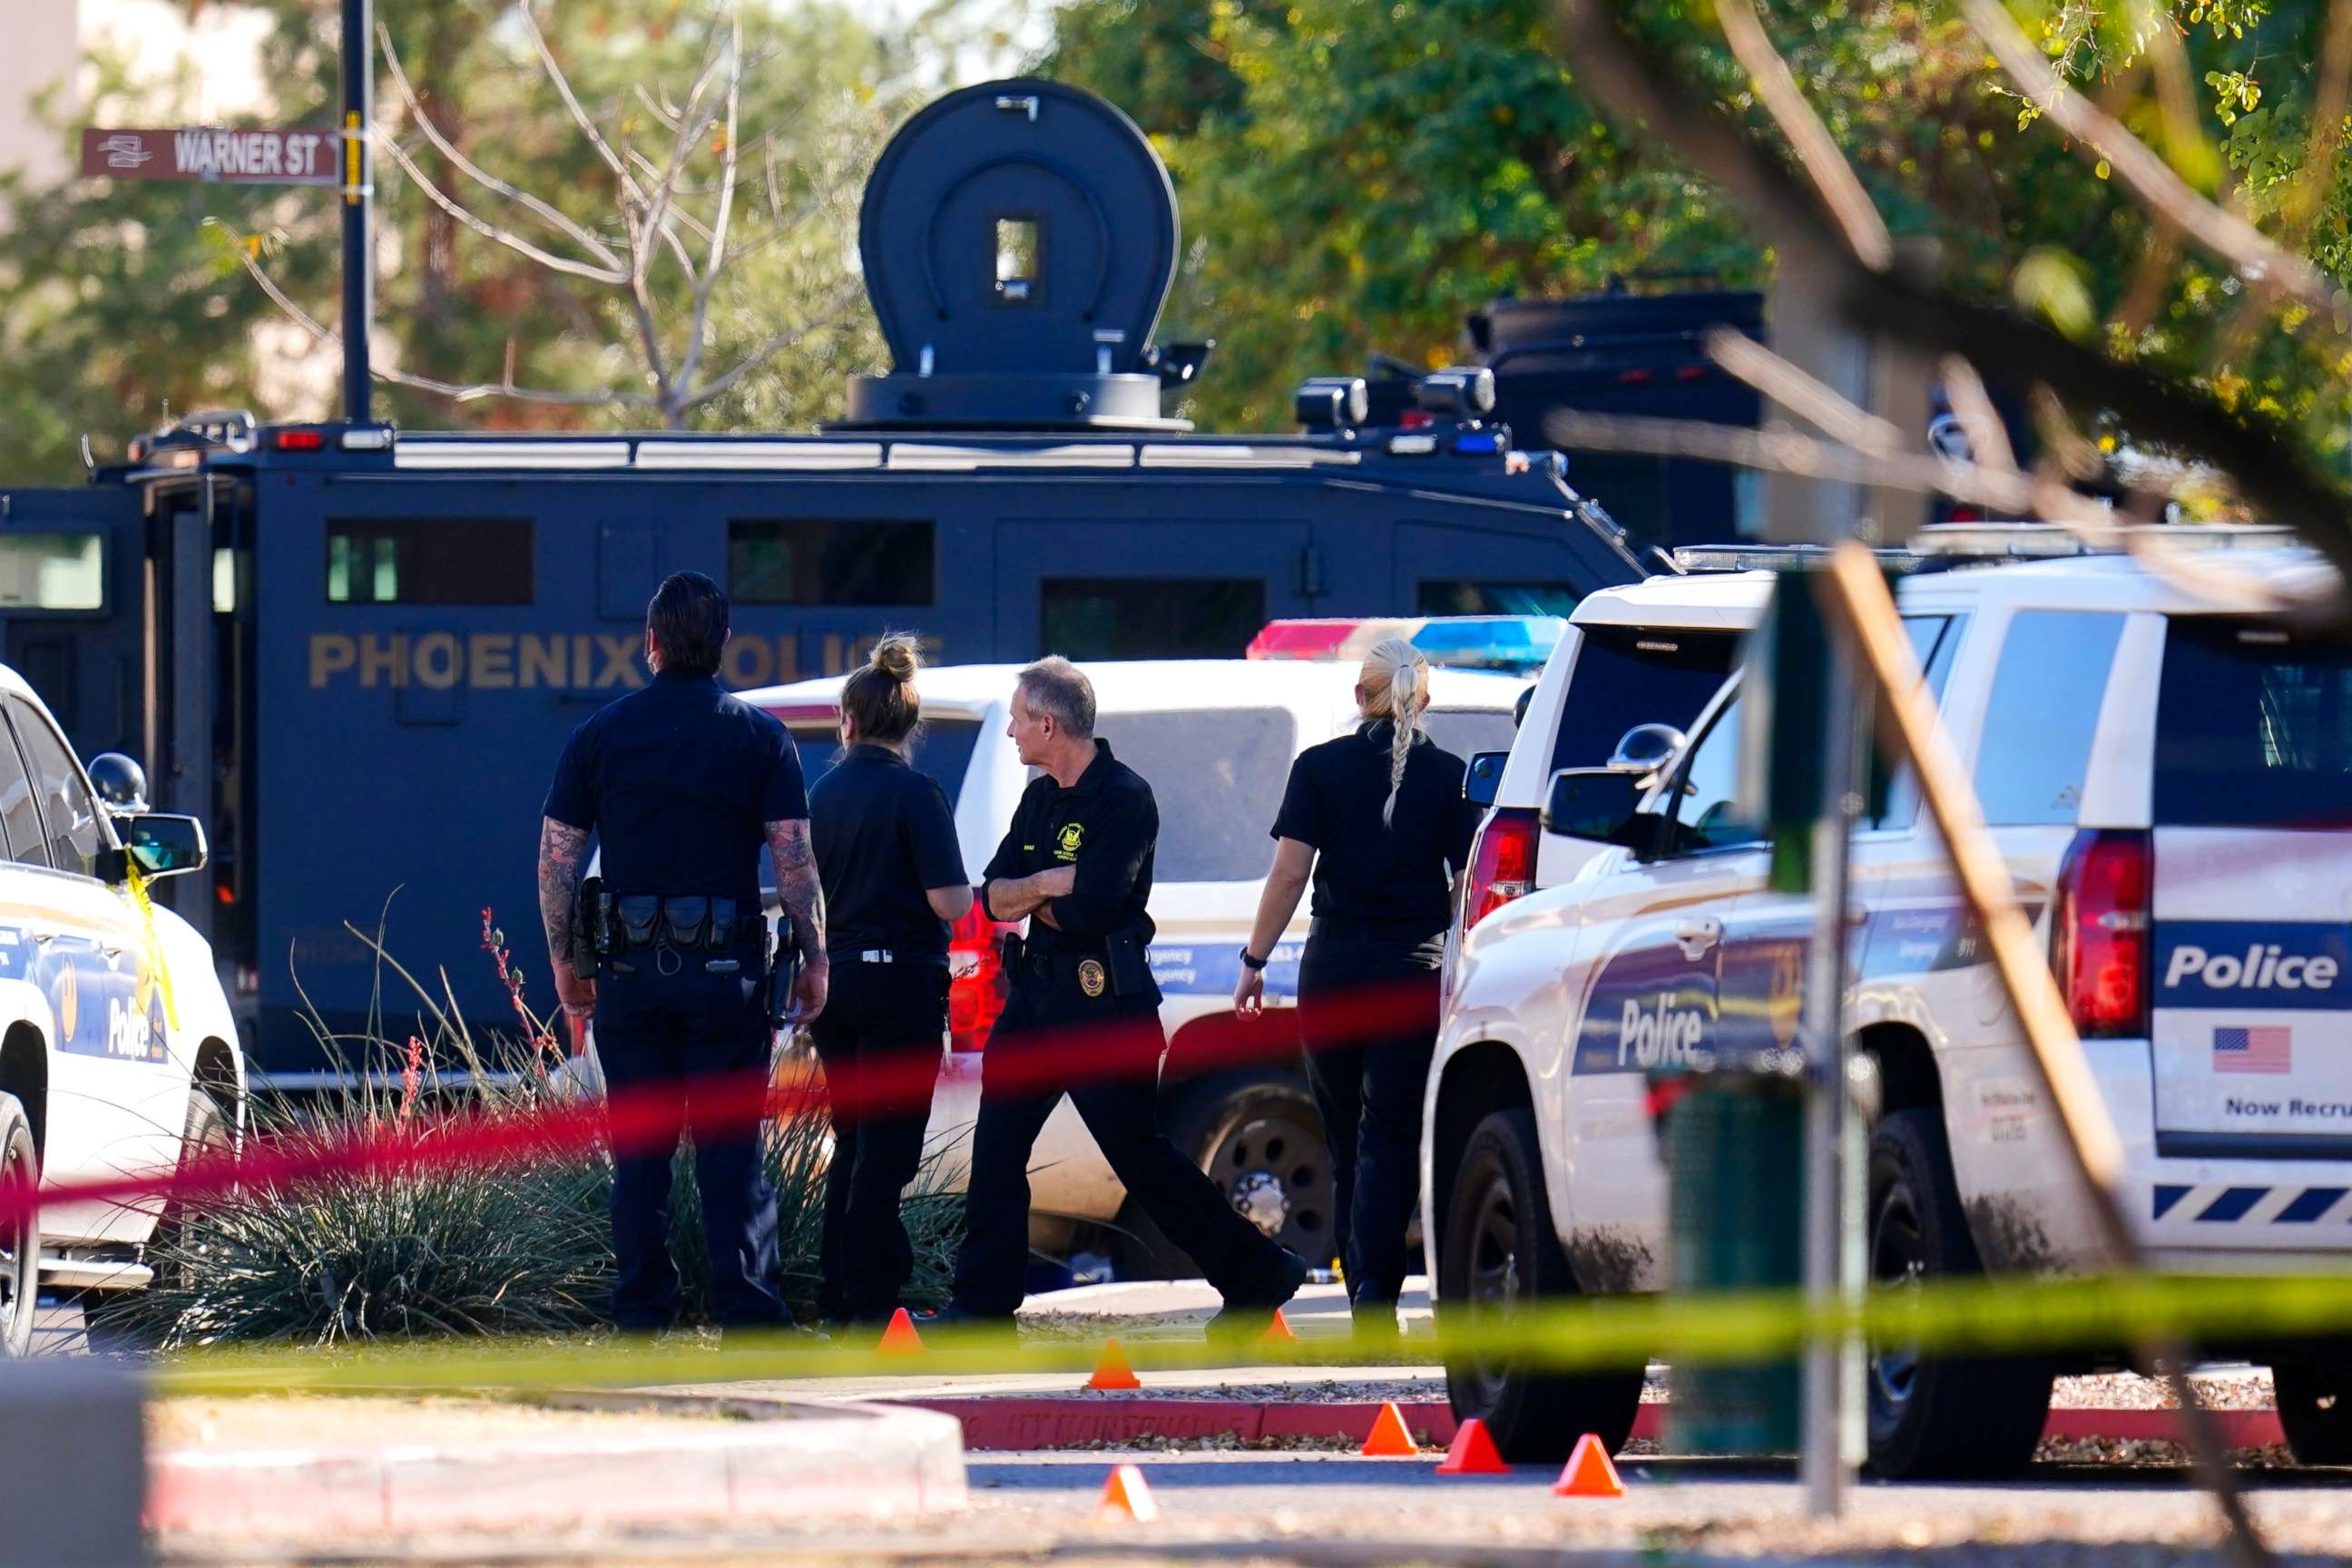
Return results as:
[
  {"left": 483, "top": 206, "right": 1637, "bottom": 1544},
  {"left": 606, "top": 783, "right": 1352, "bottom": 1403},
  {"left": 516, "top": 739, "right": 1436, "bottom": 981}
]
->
[{"left": 2213, "top": 1025, "right": 2292, "bottom": 1074}]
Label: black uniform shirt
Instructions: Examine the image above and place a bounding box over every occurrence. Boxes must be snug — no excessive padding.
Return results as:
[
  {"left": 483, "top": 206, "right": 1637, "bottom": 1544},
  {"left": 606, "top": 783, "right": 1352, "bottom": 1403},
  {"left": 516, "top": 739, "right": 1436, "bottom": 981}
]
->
[
  {"left": 982, "top": 739, "right": 1158, "bottom": 952},
  {"left": 809, "top": 743, "right": 969, "bottom": 966},
  {"left": 543, "top": 668, "right": 808, "bottom": 906},
  {"left": 1269, "top": 720, "right": 1481, "bottom": 934}
]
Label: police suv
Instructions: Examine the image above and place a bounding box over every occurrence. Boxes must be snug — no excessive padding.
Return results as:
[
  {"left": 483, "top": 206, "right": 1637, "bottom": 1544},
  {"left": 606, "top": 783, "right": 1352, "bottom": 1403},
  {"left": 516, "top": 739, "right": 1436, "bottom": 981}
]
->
[
  {"left": 754, "top": 642, "right": 1527, "bottom": 1275},
  {"left": 1424, "top": 533, "right": 2352, "bottom": 1476},
  {"left": 0, "top": 665, "right": 244, "bottom": 1354}
]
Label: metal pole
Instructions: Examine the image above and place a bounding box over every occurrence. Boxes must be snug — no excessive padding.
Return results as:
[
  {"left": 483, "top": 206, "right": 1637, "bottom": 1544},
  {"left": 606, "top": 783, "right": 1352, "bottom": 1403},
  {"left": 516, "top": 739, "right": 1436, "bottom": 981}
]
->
[
  {"left": 1798, "top": 609, "right": 1858, "bottom": 1516},
  {"left": 339, "top": 0, "right": 373, "bottom": 424}
]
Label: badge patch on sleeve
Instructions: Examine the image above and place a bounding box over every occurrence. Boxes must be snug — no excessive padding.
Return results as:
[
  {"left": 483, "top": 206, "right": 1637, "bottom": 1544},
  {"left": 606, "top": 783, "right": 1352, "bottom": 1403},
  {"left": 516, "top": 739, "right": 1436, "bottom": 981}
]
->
[
  {"left": 1078, "top": 958, "right": 1107, "bottom": 998},
  {"left": 1054, "top": 822, "right": 1085, "bottom": 862}
]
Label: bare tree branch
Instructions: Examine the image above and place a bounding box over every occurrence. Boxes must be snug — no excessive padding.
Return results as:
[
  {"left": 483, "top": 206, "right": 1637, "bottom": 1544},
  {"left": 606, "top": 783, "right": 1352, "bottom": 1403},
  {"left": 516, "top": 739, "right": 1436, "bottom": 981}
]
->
[
  {"left": 373, "top": 131, "right": 628, "bottom": 283},
  {"left": 1960, "top": 0, "right": 2352, "bottom": 331},
  {"left": 1937, "top": 355, "right": 2016, "bottom": 474},
  {"left": 1715, "top": 0, "right": 1891, "bottom": 270},
  {"left": 681, "top": 292, "right": 863, "bottom": 410},
  {"left": 675, "top": 3, "right": 745, "bottom": 399},
  {"left": 516, "top": 1, "right": 641, "bottom": 202},
  {"left": 1705, "top": 327, "right": 1902, "bottom": 453},
  {"left": 376, "top": 22, "right": 623, "bottom": 274}
]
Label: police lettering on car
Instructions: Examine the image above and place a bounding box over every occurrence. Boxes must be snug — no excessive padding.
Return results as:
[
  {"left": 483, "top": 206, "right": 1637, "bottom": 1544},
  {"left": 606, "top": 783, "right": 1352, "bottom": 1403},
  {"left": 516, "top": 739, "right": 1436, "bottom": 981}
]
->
[
  {"left": 944, "top": 657, "right": 1309, "bottom": 1332},
  {"left": 537, "top": 572, "right": 828, "bottom": 1332},
  {"left": 1234, "top": 637, "right": 1480, "bottom": 1341},
  {"left": 806, "top": 635, "right": 974, "bottom": 1332}
]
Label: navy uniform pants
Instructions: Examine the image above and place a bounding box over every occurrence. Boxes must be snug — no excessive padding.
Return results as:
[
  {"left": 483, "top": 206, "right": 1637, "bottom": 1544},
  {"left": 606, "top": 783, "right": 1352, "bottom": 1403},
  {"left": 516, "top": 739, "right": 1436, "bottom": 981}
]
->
[
  {"left": 1298, "top": 934, "right": 1444, "bottom": 1308},
  {"left": 952, "top": 966, "right": 1296, "bottom": 1318},
  {"left": 596, "top": 945, "right": 788, "bottom": 1329},
  {"left": 808, "top": 961, "right": 948, "bottom": 1323}
]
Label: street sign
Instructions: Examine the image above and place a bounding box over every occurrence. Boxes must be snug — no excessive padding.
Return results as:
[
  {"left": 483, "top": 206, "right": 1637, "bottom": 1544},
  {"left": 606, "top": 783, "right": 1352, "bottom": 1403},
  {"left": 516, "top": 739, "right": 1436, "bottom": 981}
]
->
[{"left": 80, "top": 127, "right": 340, "bottom": 186}]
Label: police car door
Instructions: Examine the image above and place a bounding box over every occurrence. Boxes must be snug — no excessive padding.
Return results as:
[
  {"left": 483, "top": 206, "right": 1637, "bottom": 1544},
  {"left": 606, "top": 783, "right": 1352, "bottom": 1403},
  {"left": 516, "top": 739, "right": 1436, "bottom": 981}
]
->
[
  {"left": 1558, "top": 679, "right": 1772, "bottom": 1288},
  {"left": 2143, "top": 615, "right": 2352, "bottom": 1195},
  {"left": 0, "top": 693, "right": 180, "bottom": 1245}
]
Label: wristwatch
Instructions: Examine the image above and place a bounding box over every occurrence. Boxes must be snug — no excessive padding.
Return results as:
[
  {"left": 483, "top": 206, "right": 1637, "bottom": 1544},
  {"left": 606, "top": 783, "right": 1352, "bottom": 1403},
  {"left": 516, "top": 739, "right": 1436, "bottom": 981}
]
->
[{"left": 1239, "top": 947, "right": 1268, "bottom": 972}]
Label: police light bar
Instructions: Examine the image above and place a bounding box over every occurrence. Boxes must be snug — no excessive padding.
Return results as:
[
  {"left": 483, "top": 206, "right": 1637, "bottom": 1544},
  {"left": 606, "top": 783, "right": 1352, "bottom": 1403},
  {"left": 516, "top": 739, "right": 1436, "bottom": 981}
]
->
[{"left": 1247, "top": 615, "right": 1564, "bottom": 672}]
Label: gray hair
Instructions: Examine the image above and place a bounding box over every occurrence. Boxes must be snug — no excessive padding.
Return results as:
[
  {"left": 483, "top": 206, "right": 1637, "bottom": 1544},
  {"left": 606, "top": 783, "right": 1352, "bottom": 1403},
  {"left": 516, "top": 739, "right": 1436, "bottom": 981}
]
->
[{"left": 1016, "top": 656, "right": 1096, "bottom": 739}]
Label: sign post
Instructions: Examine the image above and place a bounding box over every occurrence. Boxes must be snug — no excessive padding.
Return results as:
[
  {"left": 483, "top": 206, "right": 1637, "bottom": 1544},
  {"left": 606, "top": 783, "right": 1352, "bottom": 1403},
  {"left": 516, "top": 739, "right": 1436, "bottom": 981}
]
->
[{"left": 79, "top": 0, "right": 374, "bottom": 422}]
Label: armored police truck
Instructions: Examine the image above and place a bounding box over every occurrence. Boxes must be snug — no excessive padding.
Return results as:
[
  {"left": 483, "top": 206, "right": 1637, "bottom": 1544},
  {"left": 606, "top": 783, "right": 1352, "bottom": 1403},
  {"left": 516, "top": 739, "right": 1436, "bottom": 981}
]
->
[{"left": 0, "top": 79, "right": 1647, "bottom": 1073}]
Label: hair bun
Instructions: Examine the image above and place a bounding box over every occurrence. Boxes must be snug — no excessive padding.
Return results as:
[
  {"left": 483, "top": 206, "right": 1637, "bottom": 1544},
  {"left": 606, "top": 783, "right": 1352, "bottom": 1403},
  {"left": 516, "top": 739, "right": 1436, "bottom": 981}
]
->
[{"left": 869, "top": 633, "right": 920, "bottom": 683}]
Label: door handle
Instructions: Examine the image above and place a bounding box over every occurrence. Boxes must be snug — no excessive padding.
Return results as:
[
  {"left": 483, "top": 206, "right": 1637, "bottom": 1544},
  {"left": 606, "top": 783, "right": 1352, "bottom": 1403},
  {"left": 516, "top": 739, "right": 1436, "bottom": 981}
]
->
[
  {"left": 99, "top": 943, "right": 124, "bottom": 960},
  {"left": 1673, "top": 917, "right": 1724, "bottom": 958},
  {"left": 29, "top": 927, "right": 58, "bottom": 945}
]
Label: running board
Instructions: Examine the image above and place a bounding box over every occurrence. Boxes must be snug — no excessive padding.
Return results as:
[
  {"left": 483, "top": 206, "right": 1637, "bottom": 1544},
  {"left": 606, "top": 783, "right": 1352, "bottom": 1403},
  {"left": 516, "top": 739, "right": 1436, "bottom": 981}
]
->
[{"left": 39, "top": 1254, "right": 152, "bottom": 1290}]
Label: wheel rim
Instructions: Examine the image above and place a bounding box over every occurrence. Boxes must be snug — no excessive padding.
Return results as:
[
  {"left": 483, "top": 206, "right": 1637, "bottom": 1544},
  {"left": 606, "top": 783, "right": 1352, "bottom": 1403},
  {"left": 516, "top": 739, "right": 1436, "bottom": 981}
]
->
[
  {"left": 1460, "top": 1161, "right": 1522, "bottom": 1408},
  {"left": 1210, "top": 1104, "right": 1330, "bottom": 1259},
  {"left": 1868, "top": 1179, "right": 1927, "bottom": 1416},
  {"left": 0, "top": 1135, "right": 31, "bottom": 1347}
]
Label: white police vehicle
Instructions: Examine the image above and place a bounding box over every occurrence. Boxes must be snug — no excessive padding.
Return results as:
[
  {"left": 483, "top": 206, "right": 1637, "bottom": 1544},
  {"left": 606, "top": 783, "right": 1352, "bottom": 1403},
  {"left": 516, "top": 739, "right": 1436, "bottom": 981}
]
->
[
  {"left": 1423, "top": 534, "right": 2352, "bottom": 1475},
  {"left": 753, "top": 643, "right": 1527, "bottom": 1275},
  {"left": 0, "top": 665, "right": 245, "bottom": 1354}
]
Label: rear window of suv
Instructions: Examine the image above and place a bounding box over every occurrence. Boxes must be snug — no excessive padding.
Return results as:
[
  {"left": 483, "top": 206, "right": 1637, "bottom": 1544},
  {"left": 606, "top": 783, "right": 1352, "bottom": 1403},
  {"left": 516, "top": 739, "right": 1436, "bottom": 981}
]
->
[
  {"left": 1093, "top": 707, "right": 1296, "bottom": 882},
  {"left": 2155, "top": 619, "right": 2352, "bottom": 828},
  {"left": 1549, "top": 625, "right": 1739, "bottom": 772},
  {"left": 765, "top": 717, "right": 983, "bottom": 893}
]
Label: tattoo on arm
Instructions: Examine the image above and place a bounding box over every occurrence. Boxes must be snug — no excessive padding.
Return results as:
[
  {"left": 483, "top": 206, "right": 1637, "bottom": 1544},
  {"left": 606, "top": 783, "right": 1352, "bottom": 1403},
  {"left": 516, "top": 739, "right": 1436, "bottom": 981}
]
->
[
  {"left": 538, "top": 818, "right": 592, "bottom": 965},
  {"left": 765, "top": 819, "right": 827, "bottom": 960}
]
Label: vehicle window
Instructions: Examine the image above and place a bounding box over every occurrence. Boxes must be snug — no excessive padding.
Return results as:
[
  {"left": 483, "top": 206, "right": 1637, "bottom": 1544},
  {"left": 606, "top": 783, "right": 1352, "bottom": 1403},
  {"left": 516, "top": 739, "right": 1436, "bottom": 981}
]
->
[
  {"left": 1418, "top": 582, "right": 1580, "bottom": 617},
  {"left": 2154, "top": 618, "right": 2352, "bottom": 828},
  {"left": 1974, "top": 611, "right": 2125, "bottom": 826},
  {"left": 1663, "top": 691, "right": 1762, "bottom": 854},
  {"left": 1550, "top": 625, "right": 1740, "bottom": 774},
  {"left": 0, "top": 533, "right": 104, "bottom": 612},
  {"left": 0, "top": 721, "right": 43, "bottom": 868},
  {"left": 729, "top": 520, "right": 935, "bottom": 607},
  {"left": 1864, "top": 614, "right": 1964, "bottom": 830},
  {"left": 327, "top": 517, "right": 532, "bottom": 604},
  {"left": 1093, "top": 707, "right": 1296, "bottom": 881},
  {"left": 1041, "top": 579, "right": 1265, "bottom": 660},
  {"left": 1423, "top": 707, "right": 1517, "bottom": 763},
  {"left": 7, "top": 700, "right": 103, "bottom": 877}
]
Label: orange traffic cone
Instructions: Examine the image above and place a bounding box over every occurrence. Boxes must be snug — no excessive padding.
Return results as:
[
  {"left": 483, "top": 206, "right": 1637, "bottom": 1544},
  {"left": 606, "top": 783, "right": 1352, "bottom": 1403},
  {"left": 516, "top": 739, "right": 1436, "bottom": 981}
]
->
[
  {"left": 1099, "top": 1464, "right": 1160, "bottom": 1523},
  {"left": 1359, "top": 1401, "right": 1419, "bottom": 1457},
  {"left": 1259, "top": 1308, "right": 1299, "bottom": 1344},
  {"left": 1434, "top": 1417, "right": 1511, "bottom": 1475},
  {"left": 1087, "top": 1338, "right": 1143, "bottom": 1391},
  {"left": 875, "top": 1308, "right": 925, "bottom": 1356},
  {"left": 1553, "top": 1433, "right": 1625, "bottom": 1498}
]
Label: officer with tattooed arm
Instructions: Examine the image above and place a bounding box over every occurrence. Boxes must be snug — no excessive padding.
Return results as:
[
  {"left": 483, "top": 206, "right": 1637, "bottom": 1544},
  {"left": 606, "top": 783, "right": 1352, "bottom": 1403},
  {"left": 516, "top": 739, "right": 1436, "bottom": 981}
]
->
[
  {"left": 537, "top": 572, "right": 828, "bottom": 1330},
  {"left": 944, "top": 657, "right": 1308, "bottom": 1335}
]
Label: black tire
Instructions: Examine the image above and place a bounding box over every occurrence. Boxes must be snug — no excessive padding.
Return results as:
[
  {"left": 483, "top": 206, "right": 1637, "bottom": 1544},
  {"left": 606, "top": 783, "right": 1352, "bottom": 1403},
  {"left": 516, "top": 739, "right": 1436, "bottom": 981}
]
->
[
  {"left": 87, "top": 1091, "right": 233, "bottom": 1353},
  {"left": 1865, "top": 1109, "right": 2053, "bottom": 1479},
  {"left": 2274, "top": 1352, "right": 2352, "bottom": 1466},
  {"left": 0, "top": 1092, "right": 36, "bottom": 1358},
  {"left": 1115, "top": 1071, "right": 1332, "bottom": 1278},
  {"left": 1437, "top": 1107, "right": 1643, "bottom": 1462}
]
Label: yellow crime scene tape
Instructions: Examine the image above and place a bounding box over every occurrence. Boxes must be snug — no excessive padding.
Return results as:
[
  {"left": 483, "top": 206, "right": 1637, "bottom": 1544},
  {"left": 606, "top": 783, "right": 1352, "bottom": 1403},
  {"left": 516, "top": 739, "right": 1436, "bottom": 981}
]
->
[{"left": 148, "top": 1269, "right": 2352, "bottom": 1399}]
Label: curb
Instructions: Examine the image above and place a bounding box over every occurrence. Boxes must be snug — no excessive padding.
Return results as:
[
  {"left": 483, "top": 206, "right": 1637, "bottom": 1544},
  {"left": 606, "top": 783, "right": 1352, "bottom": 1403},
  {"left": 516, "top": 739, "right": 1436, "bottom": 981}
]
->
[
  {"left": 900, "top": 1396, "right": 2285, "bottom": 1452},
  {"left": 148, "top": 1398, "right": 965, "bottom": 1537}
]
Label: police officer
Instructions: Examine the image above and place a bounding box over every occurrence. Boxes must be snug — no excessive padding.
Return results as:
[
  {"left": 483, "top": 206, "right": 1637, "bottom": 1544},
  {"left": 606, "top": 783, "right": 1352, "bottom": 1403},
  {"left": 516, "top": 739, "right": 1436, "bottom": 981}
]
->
[
  {"left": 807, "top": 634, "right": 972, "bottom": 1330},
  {"left": 1234, "top": 636, "right": 1480, "bottom": 1342},
  {"left": 949, "top": 657, "right": 1309, "bottom": 1332},
  {"left": 537, "top": 572, "right": 828, "bottom": 1331}
]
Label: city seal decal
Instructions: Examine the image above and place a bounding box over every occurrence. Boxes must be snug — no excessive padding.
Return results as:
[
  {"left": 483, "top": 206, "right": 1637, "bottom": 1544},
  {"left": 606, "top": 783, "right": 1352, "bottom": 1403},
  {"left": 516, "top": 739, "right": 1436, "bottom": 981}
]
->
[{"left": 1078, "top": 958, "right": 1107, "bottom": 998}]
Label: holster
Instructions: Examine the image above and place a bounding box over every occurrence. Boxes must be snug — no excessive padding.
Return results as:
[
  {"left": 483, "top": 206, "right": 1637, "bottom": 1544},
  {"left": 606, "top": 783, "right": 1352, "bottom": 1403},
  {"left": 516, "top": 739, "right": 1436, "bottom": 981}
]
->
[
  {"left": 767, "top": 914, "right": 800, "bottom": 1029},
  {"left": 1104, "top": 931, "right": 1150, "bottom": 998},
  {"left": 610, "top": 895, "right": 743, "bottom": 956},
  {"left": 569, "top": 876, "right": 608, "bottom": 978},
  {"left": 1000, "top": 930, "right": 1026, "bottom": 974}
]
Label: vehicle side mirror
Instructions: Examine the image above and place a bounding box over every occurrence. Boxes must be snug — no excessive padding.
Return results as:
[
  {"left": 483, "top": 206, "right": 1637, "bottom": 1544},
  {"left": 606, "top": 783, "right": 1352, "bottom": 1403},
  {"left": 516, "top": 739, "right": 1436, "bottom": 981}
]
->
[
  {"left": 103, "top": 813, "right": 208, "bottom": 882},
  {"left": 1542, "top": 768, "right": 1643, "bottom": 843},
  {"left": 1464, "top": 750, "right": 1507, "bottom": 808}
]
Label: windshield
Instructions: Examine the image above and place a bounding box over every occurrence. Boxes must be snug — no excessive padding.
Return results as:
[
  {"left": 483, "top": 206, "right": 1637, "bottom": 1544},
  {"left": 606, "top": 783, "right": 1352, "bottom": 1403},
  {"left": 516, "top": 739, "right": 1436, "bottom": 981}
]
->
[
  {"left": 2155, "top": 618, "right": 2352, "bottom": 828},
  {"left": 1424, "top": 705, "right": 1520, "bottom": 763},
  {"left": 1093, "top": 707, "right": 1297, "bottom": 882},
  {"left": 1550, "top": 624, "right": 1740, "bottom": 773}
]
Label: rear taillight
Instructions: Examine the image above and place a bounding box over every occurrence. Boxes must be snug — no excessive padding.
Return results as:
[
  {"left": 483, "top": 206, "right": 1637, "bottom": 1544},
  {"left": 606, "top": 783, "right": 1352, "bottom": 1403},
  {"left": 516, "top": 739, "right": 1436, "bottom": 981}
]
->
[
  {"left": 1462, "top": 807, "right": 1540, "bottom": 932},
  {"left": 947, "top": 902, "right": 1015, "bottom": 1052},
  {"left": 2051, "top": 828, "right": 2151, "bottom": 1037}
]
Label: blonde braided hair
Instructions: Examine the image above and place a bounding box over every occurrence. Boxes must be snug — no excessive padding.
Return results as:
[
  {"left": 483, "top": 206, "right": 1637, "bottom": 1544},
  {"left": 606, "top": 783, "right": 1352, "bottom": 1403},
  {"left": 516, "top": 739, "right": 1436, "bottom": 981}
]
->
[{"left": 1359, "top": 636, "right": 1429, "bottom": 828}]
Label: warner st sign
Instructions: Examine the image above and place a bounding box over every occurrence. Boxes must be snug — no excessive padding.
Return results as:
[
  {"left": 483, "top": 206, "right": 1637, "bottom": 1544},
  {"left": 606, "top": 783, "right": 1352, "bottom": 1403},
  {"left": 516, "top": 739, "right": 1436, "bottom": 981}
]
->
[{"left": 80, "top": 127, "right": 340, "bottom": 186}]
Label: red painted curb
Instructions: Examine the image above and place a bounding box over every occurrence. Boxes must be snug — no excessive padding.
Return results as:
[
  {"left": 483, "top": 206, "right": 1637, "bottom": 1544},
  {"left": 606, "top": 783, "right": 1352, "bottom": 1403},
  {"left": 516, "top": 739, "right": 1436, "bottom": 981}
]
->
[{"left": 901, "top": 1396, "right": 2278, "bottom": 1452}]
